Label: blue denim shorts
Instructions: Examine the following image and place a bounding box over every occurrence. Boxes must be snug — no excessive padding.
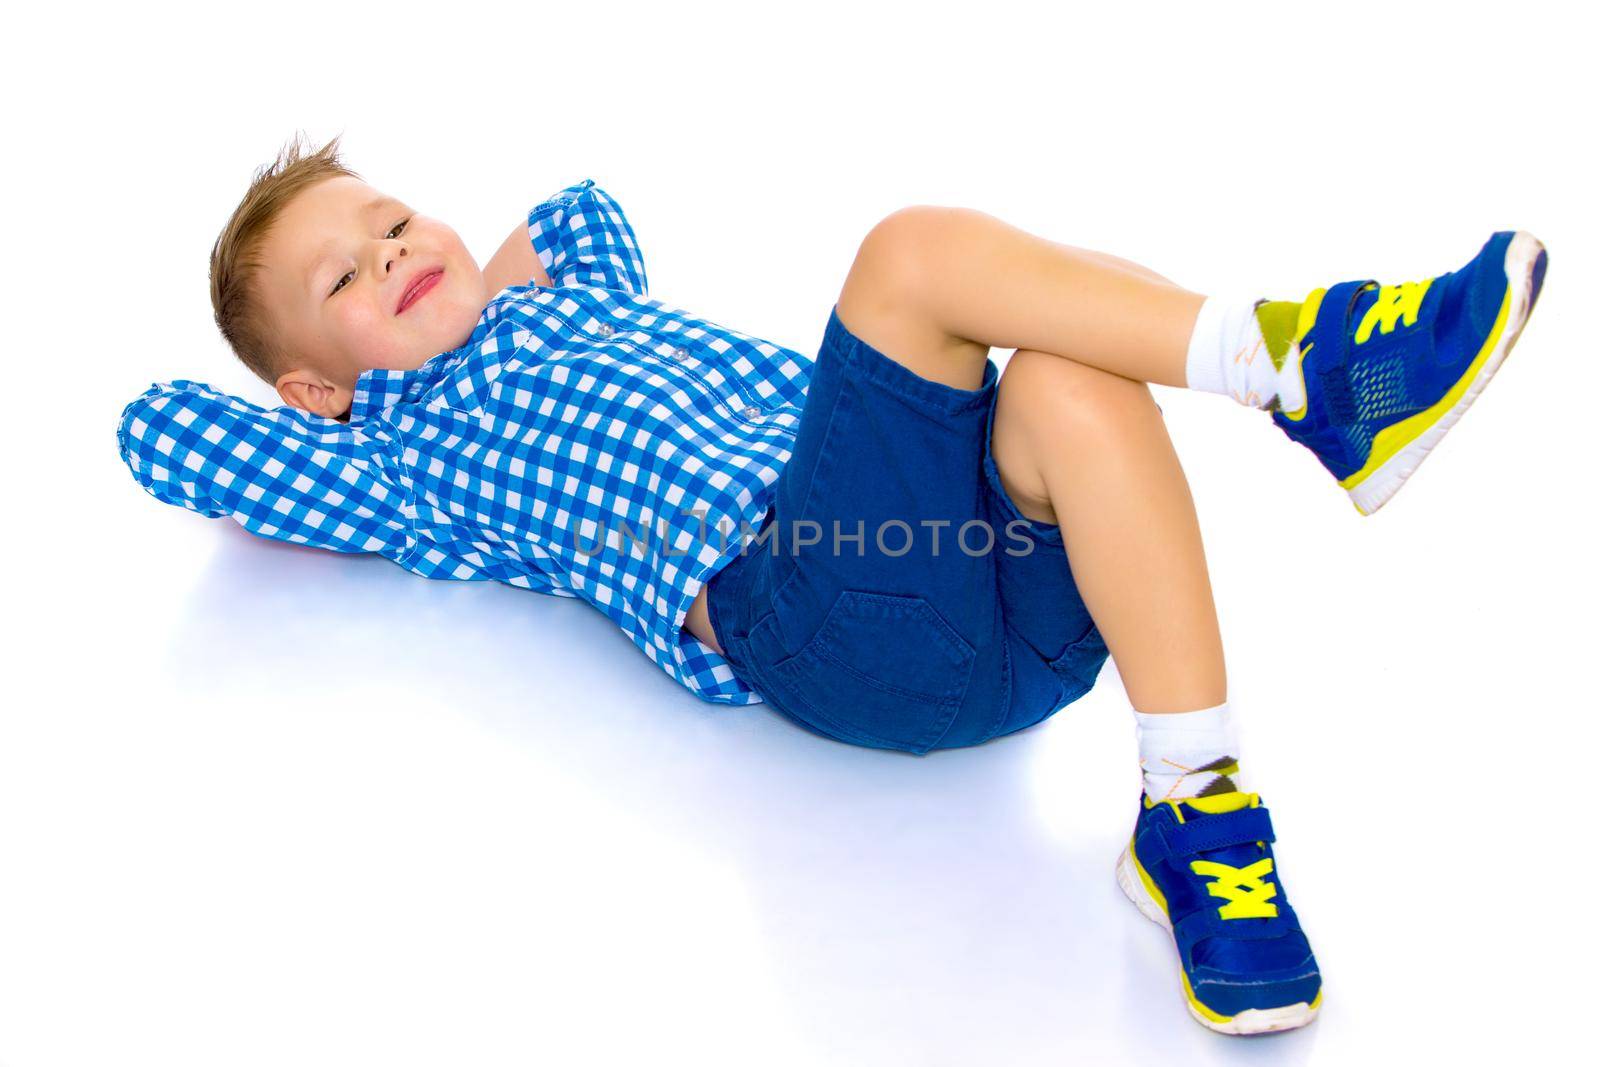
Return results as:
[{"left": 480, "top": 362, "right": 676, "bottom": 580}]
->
[{"left": 705, "top": 304, "right": 1109, "bottom": 755}]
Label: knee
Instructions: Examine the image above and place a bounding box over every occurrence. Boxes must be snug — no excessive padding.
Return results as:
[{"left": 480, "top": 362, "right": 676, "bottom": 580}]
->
[
  {"left": 1002, "top": 349, "right": 1159, "bottom": 439},
  {"left": 848, "top": 205, "right": 976, "bottom": 307}
]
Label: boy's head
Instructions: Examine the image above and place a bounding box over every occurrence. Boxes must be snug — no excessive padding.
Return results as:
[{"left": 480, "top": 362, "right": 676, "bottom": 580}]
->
[{"left": 210, "top": 133, "right": 492, "bottom": 418}]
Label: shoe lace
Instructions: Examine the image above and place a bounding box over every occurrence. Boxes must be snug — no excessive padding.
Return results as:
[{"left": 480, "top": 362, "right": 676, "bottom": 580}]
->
[
  {"left": 1188, "top": 857, "right": 1280, "bottom": 919},
  {"left": 1354, "top": 279, "right": 1433, "bottom": 344}
]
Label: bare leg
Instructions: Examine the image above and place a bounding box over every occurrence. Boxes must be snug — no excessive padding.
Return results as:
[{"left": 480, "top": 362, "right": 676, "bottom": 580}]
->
[
  {"left": 836, "top": 207, "right": 1225, "bottom": 713},
  {"left": 989, "top": 351, "right": 1225, "bottom": 712},
  {"left": 836, "top": 205, "right": 1205, "bottom": 392}
]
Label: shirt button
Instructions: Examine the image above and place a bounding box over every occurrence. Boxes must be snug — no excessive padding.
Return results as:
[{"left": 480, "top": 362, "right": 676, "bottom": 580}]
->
[
  {"left": 742, "top": 405, "right": 761, "bottom": 419},
  {"left": 597, "top": 323, "right": 615, "bottom": 338},
  {"left": 671, "top": 346, "right": 689, "bottom": 361}
]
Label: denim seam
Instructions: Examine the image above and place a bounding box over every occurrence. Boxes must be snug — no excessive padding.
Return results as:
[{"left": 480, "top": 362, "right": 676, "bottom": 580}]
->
[
  {"left": 787, "top": 350, "right": 851, "bottom": 548},
  {"left": 825, "top": 307, "right": 995, "bottom": 418},
  {"left": 817, "top": 591, "right": 974, "bottom": 678},
  {"left": 776, "top": 670, "right": 960, "bottom": 756},
  {"left": 968, "top": 636, "right": 1013, "bottom": 746},
  {"left": 1047, "top": 625, "right": 1109, "bottom": 690},
  {"left": 808, "top": 644, "right": 968, "bottom": 708}
]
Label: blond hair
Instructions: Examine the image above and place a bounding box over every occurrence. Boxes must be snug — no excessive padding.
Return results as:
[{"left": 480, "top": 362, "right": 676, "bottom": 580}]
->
[{"left": 209, "top": 132, "right": 362, "bottom": 384}]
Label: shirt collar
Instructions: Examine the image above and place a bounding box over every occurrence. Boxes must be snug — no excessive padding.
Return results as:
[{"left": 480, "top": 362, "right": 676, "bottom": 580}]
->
[
  {"left": 348, "top": 366, "right": 413, "bottom": 424},
  {"left": 349, "top": 313, "right": 502, "bottom": 424}
]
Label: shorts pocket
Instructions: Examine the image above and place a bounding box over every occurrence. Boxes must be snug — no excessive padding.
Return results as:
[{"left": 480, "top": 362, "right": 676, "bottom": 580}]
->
[
  {"left": 766, "top": 590, "right": 977, "bottom": 755},
  {"left": 1046, "top": 623, "right": 1110, "bottom": 702}
]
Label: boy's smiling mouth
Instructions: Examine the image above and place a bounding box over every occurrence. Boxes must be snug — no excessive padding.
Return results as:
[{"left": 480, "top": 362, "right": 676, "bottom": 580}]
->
[{"left": 396, "top": 267, "right": 445, "bottom": 314}]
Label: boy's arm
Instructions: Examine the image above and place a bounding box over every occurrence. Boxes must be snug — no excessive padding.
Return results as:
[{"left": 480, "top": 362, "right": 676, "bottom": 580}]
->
[
  {"left": 482, "top": 220, "right": 554, "bottom": 293},
  {"left": 116, "top": 380, "right": 413, "bottom": 558},
  {"left": 526, "top": 179, "right": 649, "bottom": 296}
]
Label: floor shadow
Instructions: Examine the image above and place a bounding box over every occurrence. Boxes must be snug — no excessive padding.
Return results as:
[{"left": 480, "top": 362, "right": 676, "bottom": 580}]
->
[{"left": 166, "top": 525, "right": 1320, "bottom": 1063}]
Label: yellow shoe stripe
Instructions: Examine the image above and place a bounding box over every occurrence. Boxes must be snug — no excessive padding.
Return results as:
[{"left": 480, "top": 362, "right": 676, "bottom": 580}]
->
[
  {"left": 1181, "top": 970, "right": 1235, "bottom": 1024},
  {"left": 1340, "top": 282, "right": 1513, "bottom": 490},
  {"left": 1278, "top": 287, "right": 1327, "bottom": 424}
]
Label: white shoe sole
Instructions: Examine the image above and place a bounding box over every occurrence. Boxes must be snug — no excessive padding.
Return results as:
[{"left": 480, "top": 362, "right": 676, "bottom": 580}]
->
[
  {"left": 1346, "top": 230, "right": 1547, "bottom": 516},
  {"left": 1115, "top": 846, "right": 1321, "bottom": 1036}
]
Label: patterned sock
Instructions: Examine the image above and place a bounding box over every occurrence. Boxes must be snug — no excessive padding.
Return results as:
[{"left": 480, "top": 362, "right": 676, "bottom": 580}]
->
[
  {"left": 1184, "top": 295, "right": 1307, "bottom": 413},
  {"left": 1133, "top": 702, "right": 1246, "bottom": 801}
]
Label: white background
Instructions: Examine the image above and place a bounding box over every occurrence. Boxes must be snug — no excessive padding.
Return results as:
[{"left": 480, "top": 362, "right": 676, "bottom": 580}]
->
[{"left": 3, "top": 1, "right": 1594, "bottom": 1063}]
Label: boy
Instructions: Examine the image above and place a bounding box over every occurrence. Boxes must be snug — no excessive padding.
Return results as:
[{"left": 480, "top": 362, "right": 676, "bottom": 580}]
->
[{"left": 117, "top": 134, "right": 1548, "bottom": 1036}]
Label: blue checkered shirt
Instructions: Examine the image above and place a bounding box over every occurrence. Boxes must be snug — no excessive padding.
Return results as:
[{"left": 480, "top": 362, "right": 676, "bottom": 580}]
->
[{"left": 116, "top": 179, "right": 813, "bottom": 704}]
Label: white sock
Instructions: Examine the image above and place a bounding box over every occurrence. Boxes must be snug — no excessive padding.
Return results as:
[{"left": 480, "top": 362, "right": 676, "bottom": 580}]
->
[
  {"left": 1184, "top": 295, "right": 1307, "bottom": 413},
  {"left": 1133, "top": 701, "right": 1246, "bottom": 801}
]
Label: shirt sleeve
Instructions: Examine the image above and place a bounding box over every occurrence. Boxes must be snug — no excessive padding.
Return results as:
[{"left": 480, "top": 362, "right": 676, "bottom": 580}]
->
[
  {"left": 116, "top": 380, "right": 413, "bottom": 558},
  {"left": 527, "top": 179, "right": 650, "bottom": 296}
]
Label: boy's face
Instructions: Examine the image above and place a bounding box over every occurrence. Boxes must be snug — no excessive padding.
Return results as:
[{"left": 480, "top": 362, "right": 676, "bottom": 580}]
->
[{"left": 256, "top": 175, "right": 492, "bottom": 417}]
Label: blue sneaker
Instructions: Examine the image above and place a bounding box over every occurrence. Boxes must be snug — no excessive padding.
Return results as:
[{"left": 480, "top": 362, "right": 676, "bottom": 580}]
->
[
  {"left": 1116, "top": 792, "right": 1322, "bottom": 1035},
  {"left": 1273, "top": 230, "right": 1548, "bottom": 515}
]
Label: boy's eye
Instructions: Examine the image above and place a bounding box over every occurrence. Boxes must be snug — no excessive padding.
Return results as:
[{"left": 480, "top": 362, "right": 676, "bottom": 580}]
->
[{"left": 327, "top": 218, "right": 412, "bottom": 297}]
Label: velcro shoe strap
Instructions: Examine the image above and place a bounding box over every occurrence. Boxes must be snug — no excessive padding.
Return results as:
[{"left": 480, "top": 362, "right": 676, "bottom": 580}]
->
[
  {"left": 1157, "top": 806, "right": 1275, "bottom": 858},
  {"left": 1299, "top": 279, "right": 1376, "bottom": 428},
  {"left": 1307, "top": 279, "right": 1378, "bottom": 426},
  {"left": 1315, "top": 279, "right": 1379, "bottom": 362},
  {"left": 1174, "top": 901, "right": 1301, "bottom": 952}
]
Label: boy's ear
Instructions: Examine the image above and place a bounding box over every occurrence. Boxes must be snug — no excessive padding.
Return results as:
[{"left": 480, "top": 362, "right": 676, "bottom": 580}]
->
[{"left": 276, "top": 367, "right": 352, "bottom": 419}]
